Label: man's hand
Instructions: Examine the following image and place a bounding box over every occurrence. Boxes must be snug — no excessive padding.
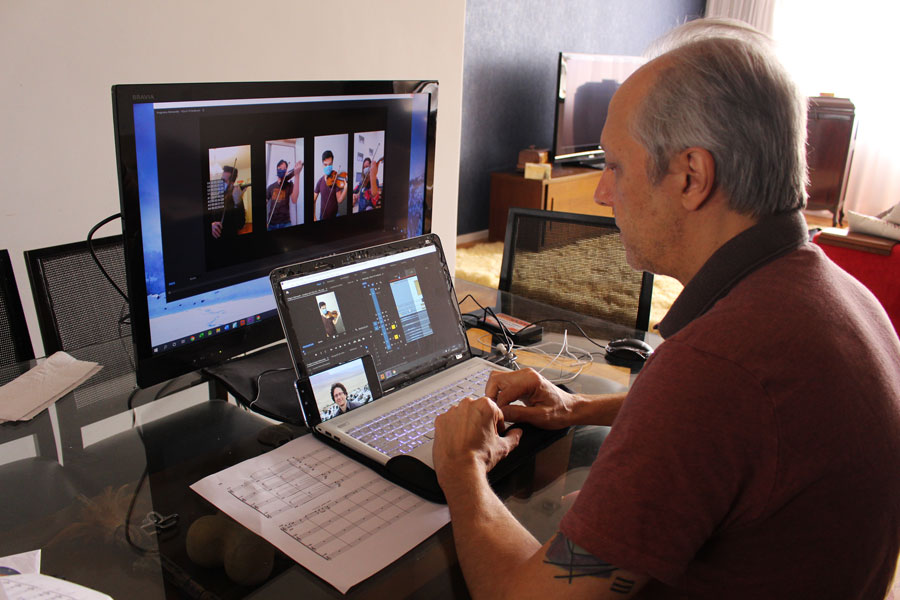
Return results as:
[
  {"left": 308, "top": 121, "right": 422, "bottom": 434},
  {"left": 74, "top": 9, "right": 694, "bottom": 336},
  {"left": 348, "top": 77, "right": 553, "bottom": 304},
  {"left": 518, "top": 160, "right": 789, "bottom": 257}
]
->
[
  {"left": 486, "top": 368, "right": 579, "bottom": 429},
  {"left": 433, "top": 396, "right": 523, "bottom": 491},
  {"left": 211, "top": 221, "right": 222, "bottom": 239},
  {"left": 294, "top": 160, "right": 304, "bottom": 176}
]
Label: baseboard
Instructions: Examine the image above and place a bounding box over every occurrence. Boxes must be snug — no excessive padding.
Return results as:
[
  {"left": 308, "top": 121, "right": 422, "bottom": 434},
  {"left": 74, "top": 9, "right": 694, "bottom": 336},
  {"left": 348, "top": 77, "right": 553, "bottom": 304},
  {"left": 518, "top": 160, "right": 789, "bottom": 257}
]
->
[{"left": 457, "top": 229, "right": 489, "bottom": 246}]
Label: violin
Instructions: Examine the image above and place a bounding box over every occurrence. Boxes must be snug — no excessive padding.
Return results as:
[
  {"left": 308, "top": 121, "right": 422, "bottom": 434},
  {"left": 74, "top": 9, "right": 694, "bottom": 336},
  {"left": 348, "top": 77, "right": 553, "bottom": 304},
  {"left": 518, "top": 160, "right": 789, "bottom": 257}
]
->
[
  {"left": 326, "top": 170, "right": 349, "bottom": 190},
  {"left": 360, "top": 157, "right": 384, "bottom": 188}
]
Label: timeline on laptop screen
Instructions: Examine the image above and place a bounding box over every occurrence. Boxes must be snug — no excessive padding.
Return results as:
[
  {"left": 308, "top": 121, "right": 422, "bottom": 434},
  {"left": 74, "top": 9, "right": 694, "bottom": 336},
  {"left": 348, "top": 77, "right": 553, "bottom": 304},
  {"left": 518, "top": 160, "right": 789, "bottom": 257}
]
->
[{"left": 279, "top": 245, "right": 468, "bottom": 387}]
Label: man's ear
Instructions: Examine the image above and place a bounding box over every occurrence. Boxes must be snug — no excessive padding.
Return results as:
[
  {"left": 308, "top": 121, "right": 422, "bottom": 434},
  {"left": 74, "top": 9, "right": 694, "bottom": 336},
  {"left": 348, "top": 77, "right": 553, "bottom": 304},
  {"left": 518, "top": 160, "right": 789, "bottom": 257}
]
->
[{"left": 673, "top": 147, "right": 716, "bottom": 212}]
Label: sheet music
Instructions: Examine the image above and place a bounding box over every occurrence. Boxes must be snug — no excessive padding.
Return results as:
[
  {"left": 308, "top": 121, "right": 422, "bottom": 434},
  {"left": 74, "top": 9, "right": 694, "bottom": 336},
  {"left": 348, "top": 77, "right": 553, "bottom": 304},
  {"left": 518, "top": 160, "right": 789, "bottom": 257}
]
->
[
  {"left": 191, "top": 435, "right": 449, "bottom": 594},
  {"left": 0, "top": 574, "right": 112, "bottom": 600}
]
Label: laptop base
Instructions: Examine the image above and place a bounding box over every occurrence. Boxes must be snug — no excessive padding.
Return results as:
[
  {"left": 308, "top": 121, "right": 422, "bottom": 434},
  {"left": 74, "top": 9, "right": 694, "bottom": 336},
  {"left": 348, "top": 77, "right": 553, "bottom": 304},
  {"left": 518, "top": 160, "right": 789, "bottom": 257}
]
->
[{"left": 311, "top": 423, "right": 570, "bottom": 504}]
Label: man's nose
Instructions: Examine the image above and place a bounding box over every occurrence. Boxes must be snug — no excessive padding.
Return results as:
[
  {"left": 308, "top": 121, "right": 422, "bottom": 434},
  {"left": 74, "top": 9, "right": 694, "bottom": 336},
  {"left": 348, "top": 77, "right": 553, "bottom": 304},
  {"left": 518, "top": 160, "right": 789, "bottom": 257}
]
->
[{"left": 594, "top": 170, "right": 613, "bottom": 207}]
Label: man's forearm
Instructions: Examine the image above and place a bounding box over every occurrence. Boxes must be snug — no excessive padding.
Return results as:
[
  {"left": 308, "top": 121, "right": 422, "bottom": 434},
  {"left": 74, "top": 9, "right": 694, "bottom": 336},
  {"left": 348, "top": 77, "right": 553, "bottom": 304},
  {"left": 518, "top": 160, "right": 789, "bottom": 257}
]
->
[
  {"left": 443, "top": 464, "right": 541, "bottom": 600},
  {"left": 570, "top": 392, "right": 626, "bottom": 427}
]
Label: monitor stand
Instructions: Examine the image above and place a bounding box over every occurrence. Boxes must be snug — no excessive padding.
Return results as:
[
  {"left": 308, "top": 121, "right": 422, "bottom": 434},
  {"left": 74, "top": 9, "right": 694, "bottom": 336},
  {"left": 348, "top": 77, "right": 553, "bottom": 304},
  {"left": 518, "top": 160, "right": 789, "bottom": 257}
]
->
[
  {"left": 203, "top": 342, "right": 304, "bottom": 425},
  {"left": 571, "top": 159, "right": 605, "bottom": 170}
]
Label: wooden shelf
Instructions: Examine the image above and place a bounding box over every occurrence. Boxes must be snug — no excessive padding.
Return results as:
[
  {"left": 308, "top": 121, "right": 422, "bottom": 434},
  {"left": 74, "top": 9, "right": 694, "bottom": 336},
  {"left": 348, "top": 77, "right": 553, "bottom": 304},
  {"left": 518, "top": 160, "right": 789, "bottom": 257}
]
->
[{"left": 488, "top": 167, "right": 610, "bottom": 242}]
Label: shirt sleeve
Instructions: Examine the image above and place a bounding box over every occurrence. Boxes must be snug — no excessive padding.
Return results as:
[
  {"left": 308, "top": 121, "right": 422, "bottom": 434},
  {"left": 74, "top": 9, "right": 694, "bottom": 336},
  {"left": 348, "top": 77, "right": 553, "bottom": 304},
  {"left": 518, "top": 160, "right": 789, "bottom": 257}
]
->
[{"left": 559, "top": 339, "right": 778, "bottom": 585}]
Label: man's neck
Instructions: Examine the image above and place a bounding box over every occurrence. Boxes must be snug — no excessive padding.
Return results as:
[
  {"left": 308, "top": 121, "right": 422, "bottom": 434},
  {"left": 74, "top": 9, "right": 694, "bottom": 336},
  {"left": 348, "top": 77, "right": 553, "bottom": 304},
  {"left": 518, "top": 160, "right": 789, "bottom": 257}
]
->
[{"left": 671, "top": 206, "right": 759, "bottom": 286}]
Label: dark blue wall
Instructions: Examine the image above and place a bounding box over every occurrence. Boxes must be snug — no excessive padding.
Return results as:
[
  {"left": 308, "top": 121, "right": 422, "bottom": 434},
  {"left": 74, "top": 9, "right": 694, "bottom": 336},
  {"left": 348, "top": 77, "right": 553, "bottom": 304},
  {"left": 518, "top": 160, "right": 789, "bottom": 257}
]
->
[{"left": 458, "top": 0, "right": 706, "bottom": 235}]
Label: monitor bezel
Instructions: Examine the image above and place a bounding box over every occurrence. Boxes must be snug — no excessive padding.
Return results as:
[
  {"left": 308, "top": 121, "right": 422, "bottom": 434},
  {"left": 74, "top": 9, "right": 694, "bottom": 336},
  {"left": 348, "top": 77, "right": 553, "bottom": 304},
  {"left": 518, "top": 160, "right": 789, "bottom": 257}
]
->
[
  {"left": 550, "top": 52, "right": 644, "bottom": 166},
  {"left": 112, "top": 80, "right": 438, "bottom": 388}
]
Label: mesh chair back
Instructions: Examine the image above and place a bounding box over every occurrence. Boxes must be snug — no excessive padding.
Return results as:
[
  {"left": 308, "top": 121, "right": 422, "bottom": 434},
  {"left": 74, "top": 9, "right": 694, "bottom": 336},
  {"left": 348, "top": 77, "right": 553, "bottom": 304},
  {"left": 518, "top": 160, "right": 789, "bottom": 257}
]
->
[
  {"left": 499, "top": 208, "right": 653, "bottom": 331},
  {"left": 25, "top": 235, "right": 131, "bottom": 354},
  {"left": 0, "top": 249, "right": 35, "bottom": 364}
]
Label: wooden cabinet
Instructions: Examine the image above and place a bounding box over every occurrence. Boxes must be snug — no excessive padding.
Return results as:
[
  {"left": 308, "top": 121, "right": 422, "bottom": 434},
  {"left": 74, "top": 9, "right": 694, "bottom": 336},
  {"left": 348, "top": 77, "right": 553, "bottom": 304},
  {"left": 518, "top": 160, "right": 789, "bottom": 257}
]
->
[
  {"left": 806, "top": 96, "right": 856, "bottom": 226},
  {"left": 488, "top": 167, "right": 609, "bottom": 241}
]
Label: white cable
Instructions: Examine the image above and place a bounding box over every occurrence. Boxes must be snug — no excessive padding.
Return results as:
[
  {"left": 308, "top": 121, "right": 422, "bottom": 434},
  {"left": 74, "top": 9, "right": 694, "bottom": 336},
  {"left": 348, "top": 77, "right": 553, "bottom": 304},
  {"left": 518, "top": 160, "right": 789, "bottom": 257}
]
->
[{"left": 511, "top": 329, "right": 593, "bottom": 384}]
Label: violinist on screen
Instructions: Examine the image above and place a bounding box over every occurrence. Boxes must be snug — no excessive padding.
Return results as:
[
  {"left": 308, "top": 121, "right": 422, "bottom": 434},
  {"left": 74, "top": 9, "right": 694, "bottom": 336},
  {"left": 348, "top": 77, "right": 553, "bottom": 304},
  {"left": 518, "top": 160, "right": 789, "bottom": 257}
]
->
[
  {"left": 211, "top": 165, "right": 245, "bottom": 238},
  {"left": 353, "top": 157, "right": 382, "bottom": 212},
  {"left": 314, "top": 150, "right": 347, "bottom": 221},
  {"left": 266, "top": 159, "right": 303, "bottom": 230},
  {"left": 320, "top": 301, "right": 340, "bottom": 337}
]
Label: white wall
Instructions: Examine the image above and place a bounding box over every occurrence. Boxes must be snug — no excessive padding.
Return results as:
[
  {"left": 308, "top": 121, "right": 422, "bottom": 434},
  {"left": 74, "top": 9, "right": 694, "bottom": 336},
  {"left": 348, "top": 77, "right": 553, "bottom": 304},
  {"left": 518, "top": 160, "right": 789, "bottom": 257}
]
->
[{"left": 0, "top": 0, "right": 465, "bottom": 357}]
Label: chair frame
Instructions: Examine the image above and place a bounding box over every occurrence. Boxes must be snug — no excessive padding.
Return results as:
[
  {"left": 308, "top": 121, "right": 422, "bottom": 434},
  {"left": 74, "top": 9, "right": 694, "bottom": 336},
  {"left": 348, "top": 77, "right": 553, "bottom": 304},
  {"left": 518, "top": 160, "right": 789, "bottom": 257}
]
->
[
  {"left": 1, "top": 249, "right": 35, "bottom": 362},
  {"left": 24, "top": 234, "right": 125, "bottom": 355},
  {"left": 499, "top": 208, "right": 654, "bottom": 332}
]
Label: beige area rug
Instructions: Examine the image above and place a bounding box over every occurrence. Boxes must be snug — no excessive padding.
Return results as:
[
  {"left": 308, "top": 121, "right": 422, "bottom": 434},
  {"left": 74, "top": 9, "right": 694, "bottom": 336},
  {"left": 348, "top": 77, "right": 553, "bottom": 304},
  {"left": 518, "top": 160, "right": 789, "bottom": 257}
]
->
[{"left": 455, "top": 241, "right": 682, "bottom": 331}]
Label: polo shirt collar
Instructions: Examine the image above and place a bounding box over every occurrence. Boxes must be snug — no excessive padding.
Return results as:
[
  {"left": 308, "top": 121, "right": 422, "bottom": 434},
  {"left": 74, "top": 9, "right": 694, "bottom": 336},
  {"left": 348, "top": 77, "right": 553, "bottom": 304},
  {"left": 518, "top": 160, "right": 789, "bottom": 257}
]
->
[{"left": 658, "top": 210, "right": 809, "bottom": 339}]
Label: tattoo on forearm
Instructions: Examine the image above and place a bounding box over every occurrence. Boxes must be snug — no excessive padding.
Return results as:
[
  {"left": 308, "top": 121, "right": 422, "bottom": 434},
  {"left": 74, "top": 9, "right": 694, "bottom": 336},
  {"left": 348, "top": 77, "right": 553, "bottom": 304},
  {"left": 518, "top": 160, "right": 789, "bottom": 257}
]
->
[
  {"left": 611, "top": 576, "right": 635, "bottom": 594},
  {"left": 544, "top": 532, "right": 623, "bottom": 585}
]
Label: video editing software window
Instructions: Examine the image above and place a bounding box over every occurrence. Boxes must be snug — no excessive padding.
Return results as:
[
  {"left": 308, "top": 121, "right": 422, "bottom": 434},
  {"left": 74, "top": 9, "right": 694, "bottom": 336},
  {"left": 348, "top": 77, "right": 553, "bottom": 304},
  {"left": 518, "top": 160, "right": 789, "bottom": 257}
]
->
[
  {"left": 279, "top": 246, "right": 467, "bottom": 391},
  {"left": 131, "top": 91, "right": 431, "bottom": 355}
]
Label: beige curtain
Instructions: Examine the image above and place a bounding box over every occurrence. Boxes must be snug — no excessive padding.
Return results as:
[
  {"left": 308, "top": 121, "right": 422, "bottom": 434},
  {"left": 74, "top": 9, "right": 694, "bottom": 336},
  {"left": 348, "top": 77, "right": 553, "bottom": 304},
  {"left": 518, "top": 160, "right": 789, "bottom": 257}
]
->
[
  {"left": 706, "top": 0, "right": 898, "bottom": 218},
  {"left": 705, "top": 0, "right": 776, "bottom": 35},
  {"left": 772, "top": 1, "right": 900, "bottom": 217}
]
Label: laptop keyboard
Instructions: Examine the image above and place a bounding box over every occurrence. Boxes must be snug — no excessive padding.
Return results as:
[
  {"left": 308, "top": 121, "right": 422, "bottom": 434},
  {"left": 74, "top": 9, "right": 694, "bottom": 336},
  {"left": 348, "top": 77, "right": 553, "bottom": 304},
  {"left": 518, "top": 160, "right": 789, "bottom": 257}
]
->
[{"left": 346, "top": 367, "right": 494, "bottom": 457}]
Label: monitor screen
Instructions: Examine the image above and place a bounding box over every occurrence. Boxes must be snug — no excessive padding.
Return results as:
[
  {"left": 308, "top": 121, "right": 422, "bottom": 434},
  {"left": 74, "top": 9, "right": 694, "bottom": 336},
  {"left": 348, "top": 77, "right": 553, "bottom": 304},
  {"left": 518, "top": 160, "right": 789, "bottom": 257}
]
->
[
  {"left": 551, "top": 53, "right": 644, "bottom": 165},
  {"left": 112, "top": 80, "right": 438, "bottom": 387}
]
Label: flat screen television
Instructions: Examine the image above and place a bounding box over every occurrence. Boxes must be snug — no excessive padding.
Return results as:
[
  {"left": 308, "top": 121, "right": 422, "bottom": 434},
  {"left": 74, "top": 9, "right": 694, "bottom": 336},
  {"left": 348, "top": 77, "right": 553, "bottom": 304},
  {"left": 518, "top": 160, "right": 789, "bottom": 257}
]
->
[
  {"left": 112, "top": 80, "right": 438, "bottom": 388},
  {"left": 551, "top": 53, "right": 644, "bottom": 167}
]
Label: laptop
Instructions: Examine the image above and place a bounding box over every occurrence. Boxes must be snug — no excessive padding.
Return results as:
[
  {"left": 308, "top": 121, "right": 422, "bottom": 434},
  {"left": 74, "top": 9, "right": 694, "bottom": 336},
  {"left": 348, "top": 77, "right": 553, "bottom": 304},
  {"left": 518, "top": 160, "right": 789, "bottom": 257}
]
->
[{"left": 270, "top": 234, "right": 511, "bottom": 470}]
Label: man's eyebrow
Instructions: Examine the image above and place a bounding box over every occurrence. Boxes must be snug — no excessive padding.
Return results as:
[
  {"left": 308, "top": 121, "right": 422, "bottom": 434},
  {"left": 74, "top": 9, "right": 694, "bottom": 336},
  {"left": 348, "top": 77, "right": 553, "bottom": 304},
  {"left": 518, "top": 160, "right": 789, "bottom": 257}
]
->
[{"left": 543, "top": 532, "right": 619, "bottom": 582}]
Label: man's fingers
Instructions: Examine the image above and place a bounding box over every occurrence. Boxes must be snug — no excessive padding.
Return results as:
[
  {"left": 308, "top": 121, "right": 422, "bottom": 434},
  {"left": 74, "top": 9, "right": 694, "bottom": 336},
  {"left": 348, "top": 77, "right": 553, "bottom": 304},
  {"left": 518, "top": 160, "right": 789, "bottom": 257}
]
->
[
  {"left": 498, "top": 427, "right": 523, "bottom": 458},
  {"left": 500, "top": 403, "right": 529, "bottom": 423},
  {"left": 487, "top": 375, "right": 527, "bottom": 407}
]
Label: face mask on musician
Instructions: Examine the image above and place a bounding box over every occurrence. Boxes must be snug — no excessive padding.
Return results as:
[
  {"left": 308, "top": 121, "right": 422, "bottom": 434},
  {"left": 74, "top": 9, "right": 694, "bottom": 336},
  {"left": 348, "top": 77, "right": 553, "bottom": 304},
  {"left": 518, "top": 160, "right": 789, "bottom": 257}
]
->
[
  {"left": 276, "top": 167, "right": 287, "bottom": 179},
  {"left": 323, "top": 164, "right": 334, "bottom": 176}
]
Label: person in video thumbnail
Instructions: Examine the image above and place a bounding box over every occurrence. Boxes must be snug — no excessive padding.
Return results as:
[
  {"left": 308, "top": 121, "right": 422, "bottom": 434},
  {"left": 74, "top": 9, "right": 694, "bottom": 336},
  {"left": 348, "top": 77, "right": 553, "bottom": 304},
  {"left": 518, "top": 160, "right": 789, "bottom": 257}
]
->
[
  {"left": 320, "top": 301, "right": 339, "bottom": 337},
  {"left": 267, "top": 159, "right": 303, "bottom": 230},
  {"left": 211, "top": 165, "right": 245, "bottom": 238},
  {"left": 331, "top": 382, "right": 364, "bottom": 414},
  {"left": 353, "top": 157, "right": 382, "bottom": 212},
  {"left": 314, "top": 150, "right": 347, "bottom": 220}
]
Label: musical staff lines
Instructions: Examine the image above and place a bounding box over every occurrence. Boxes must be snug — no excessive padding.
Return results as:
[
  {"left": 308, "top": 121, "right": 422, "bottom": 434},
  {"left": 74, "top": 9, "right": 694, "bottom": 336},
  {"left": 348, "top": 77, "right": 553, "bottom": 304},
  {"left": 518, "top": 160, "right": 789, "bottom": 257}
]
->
[
  {"left": 227, "top": 447, "right": 365, "bottom": 518},
  {"left": 280, "top": 476, "right": 425, "bottom": 560}
]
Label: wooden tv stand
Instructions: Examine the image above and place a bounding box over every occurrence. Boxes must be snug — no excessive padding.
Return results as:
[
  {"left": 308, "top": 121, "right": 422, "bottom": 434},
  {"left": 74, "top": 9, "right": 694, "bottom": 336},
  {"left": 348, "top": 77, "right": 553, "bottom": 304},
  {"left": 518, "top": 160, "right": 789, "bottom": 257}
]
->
[{"left": 488, "top": 166, "right": 611, "bottom": 242}]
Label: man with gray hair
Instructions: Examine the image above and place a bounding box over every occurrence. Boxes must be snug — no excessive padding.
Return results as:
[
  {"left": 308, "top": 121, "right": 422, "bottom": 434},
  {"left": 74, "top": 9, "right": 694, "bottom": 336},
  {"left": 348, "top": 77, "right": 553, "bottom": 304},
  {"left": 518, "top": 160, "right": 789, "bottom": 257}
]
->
[{"left": 433, "top": 18, "right": 900, "bottom": 599}]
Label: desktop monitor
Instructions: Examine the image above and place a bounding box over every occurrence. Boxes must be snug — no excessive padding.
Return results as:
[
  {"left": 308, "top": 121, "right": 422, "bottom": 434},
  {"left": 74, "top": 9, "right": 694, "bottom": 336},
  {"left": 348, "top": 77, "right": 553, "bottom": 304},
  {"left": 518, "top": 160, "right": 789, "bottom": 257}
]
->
[
  {"left": 112, "top": 80, "right": 438, "bottom": 388},
  {"left": 551, "top": 53, "right": 644, "bottom": 167}
]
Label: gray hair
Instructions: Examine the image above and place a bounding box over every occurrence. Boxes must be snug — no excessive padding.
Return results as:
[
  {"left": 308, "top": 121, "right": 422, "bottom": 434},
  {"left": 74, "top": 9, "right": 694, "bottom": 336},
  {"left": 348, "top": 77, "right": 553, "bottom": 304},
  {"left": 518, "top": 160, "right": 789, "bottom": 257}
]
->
[{"left": 632, "top": 18, "right": 808, "bottom": 218}]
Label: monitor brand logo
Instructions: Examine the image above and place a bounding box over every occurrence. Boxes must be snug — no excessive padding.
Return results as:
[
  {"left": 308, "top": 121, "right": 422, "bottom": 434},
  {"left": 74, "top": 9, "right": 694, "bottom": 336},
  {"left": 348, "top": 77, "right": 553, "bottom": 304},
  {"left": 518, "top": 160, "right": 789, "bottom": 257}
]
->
[{"left": 132, "top": 93, "right": 155, "bottom": 101}]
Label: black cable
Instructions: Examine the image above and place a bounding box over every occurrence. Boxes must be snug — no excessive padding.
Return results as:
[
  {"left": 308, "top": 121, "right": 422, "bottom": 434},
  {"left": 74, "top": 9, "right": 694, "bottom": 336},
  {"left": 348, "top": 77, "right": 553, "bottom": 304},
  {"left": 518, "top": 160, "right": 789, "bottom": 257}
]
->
[
  {"left": 248, "top": 366, "right": 294, "bottom": 411},
  {"left": 457, "top": 294, "right": 513, "bottom": 351},
  {"left": 456, "top": 293, "right": 481, "bottom": 308},
  {"left": 457, "top": 295, "right": 613, "bottom": 352},
  {"left": 122, "top": 378, "right": 180, "bottom": 555},
  {"left": 516, "top": 318, "right": 609, "bottom": 350},
  {"left": 123, "top": 463, "right": 154, "bottom": 555},
  {"left": 87, "top": 213, "right": 129, "bottom": 303},
  {"left": 483, "top": 305, "right": 514, "bottom": 350}
]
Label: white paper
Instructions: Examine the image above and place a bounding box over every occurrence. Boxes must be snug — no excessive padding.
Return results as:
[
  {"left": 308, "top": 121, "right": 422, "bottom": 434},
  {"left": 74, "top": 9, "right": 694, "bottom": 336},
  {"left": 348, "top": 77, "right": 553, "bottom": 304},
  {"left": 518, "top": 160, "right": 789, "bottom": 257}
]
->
[
  {"left": 191, "top": 435, "right": 450, "bottom": 594},
  {"left": 0, "top": 574, "right": 112, "bottom": 600},
  {"left": 0, "top": 352, "right": 102, "bottom": 422},
  {"left": 0, "top": 550, "right": 40, "bottom": 576}
]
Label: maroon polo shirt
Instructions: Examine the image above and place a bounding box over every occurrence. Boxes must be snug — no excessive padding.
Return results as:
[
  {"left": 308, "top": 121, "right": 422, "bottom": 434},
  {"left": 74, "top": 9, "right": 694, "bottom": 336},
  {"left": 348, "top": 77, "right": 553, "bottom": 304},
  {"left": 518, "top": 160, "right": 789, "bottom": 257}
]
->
[{"left": 560, "top": 210, "right": 900, "bottom": 599}]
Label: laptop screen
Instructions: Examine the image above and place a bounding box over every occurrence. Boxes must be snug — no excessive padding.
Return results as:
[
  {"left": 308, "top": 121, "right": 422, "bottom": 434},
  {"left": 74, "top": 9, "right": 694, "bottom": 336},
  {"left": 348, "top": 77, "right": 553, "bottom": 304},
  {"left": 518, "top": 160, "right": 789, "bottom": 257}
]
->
[{"left": 276, "top": 241, "right": 470, "bottom": 418}]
